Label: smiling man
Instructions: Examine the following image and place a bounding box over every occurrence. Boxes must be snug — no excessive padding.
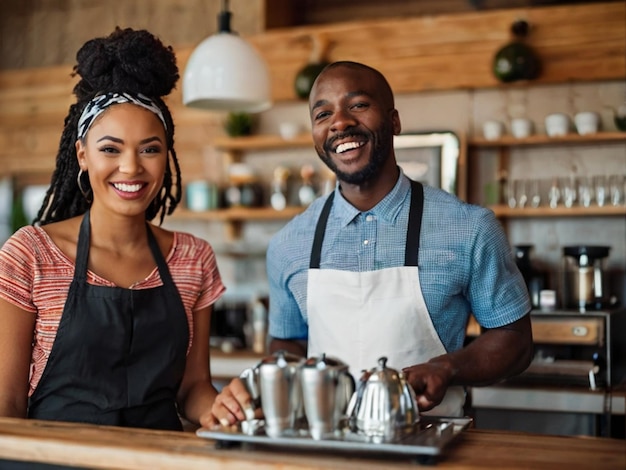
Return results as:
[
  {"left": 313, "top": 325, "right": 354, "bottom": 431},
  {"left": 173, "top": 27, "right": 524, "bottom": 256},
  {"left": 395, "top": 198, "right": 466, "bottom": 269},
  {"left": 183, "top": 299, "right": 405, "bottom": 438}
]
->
[{"left": 210, "top": 61, "right": 533, "bottom": 425}]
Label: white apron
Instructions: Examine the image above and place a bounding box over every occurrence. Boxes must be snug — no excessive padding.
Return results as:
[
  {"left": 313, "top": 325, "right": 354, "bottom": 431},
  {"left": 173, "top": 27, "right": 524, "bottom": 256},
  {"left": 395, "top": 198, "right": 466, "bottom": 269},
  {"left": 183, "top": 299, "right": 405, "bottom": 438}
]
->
[{"left": 307, "top": 180, "right": 465, "bottom": 417}]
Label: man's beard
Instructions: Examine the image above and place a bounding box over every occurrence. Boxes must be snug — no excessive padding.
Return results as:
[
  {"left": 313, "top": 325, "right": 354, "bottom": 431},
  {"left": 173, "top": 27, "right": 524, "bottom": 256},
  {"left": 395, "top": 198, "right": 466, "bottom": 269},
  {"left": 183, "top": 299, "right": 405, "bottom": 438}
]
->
[{"left": 318, "top": 122, "right": 394, "bottom": 185}]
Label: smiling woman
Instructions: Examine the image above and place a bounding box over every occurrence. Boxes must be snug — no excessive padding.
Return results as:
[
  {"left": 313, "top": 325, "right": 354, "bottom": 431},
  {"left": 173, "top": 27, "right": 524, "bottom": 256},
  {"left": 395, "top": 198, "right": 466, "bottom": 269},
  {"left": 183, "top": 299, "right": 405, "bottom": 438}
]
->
[
  {"left": 0, "top": 27, "right": 226, "bottom": 443},
  {"left": 75, "top": 103, "right": 169, "bottom": 217}
]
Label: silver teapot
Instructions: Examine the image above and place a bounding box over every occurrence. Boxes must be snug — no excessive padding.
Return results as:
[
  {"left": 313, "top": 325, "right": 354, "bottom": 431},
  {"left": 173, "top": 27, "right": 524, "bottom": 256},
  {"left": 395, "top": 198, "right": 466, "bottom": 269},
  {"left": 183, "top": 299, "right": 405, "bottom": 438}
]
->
[
  {"left": 300, "top": 353, "right": 355, "bottom": 440},
  {"left": 346, "top": 356, "right": 420, "bottom": 442},
  {"left": 240, "top": 350, "right": 305, "bottom": 437}
]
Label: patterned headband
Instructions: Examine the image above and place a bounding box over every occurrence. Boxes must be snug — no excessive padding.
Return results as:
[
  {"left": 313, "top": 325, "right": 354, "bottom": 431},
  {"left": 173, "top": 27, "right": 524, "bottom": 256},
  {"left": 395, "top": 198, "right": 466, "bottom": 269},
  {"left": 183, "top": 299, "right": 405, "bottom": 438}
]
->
[{"left": 77, "top": 92, "right": 167, "bottom": 140}]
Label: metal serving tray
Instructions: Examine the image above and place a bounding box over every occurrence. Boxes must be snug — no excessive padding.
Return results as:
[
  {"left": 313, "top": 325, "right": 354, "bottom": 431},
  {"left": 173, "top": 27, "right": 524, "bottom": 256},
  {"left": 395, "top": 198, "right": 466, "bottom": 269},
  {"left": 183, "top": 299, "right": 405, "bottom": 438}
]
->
[{"left": 197, "top": 417, "right": 472, "bottom": 463}]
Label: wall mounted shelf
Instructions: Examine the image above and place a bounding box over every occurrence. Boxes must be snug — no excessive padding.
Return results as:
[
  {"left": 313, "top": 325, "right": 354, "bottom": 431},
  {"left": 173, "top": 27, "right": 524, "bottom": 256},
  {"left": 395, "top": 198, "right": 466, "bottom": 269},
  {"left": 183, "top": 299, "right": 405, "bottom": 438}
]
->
[
  {"left": 213, "top": 134, "right": 313, "bottom": 152},
  {"left": 469, "top": 132, "right": 626, "bottom": 148},
  {"left": 171, "top": 206, "right": 305, "bottom": 239},
  {"left": 489, "top": 205, "right": 626, "bottom": 218}
]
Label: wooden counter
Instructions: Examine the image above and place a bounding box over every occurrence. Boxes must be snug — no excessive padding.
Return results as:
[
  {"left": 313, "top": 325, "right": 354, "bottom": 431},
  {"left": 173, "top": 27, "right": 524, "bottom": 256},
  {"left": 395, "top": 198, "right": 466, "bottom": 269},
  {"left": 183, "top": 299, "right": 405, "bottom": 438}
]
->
[{"left": 0, "top": 417, "right": 623, "bottom": 469}]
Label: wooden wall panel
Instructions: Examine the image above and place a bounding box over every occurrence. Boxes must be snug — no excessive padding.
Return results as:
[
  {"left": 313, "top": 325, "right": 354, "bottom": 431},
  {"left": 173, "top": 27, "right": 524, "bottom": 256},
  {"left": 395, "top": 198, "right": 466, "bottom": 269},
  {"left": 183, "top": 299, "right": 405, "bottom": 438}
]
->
[
  {"left": 296, "top": 0, "right": 595, "bottom": 25},
  {"left": 0, "top": 0, "right": 266, "bottom": 70},
  {"left": 0, "top": 2, "right": 624, "bottom": 178},
  {"left": 239, "top": 2, "right": 626, "bottom": 102}
]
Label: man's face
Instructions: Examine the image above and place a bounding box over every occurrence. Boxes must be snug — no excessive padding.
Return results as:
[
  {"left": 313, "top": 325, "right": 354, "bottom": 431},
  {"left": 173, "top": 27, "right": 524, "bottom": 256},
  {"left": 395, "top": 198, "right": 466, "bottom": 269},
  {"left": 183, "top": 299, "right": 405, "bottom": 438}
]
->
[{"left": 308, "top": 66, "right": 400, "bottom": 185}]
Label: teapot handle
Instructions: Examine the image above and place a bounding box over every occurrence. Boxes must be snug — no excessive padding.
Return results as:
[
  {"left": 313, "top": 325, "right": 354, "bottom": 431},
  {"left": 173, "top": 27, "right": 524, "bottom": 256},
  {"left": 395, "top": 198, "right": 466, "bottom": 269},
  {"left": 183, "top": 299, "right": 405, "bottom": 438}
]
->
[
  {"left": 338, "top": 371, "right": 356, "bottom": 413},
  {"left": 239, "top": 366, "right": 261, "bottom": 420},
  {"left": 399, "top": 372, "right": 420, "bottom": 417},
  {"left": 345, "top": 371, "right": 368, "bottom": 429}
]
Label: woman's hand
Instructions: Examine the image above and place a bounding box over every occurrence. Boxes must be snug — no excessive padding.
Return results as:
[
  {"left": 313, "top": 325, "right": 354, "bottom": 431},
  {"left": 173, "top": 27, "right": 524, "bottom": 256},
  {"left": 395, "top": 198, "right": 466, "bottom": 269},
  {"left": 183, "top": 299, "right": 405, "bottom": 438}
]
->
[{"left": 208, "top": 377, "right": 263, "bottom": 427}]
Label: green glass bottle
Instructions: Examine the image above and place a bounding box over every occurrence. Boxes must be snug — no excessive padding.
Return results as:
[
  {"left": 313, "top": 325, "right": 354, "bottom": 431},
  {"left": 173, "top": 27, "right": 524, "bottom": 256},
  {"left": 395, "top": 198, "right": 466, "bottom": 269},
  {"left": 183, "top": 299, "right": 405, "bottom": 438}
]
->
[{"left": 493, "top": 20, "right": 541, "bottom": 83}]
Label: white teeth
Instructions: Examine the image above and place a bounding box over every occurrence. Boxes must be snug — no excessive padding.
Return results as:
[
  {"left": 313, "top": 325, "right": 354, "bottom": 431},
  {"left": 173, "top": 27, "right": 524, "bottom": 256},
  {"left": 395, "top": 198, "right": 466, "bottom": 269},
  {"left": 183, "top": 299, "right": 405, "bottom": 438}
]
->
[
  {"left": 113, "top": 183, "right": 143, "bottom": 193},
  {"left": 335, "top": 141, "right": 364, "bottom": 154}
]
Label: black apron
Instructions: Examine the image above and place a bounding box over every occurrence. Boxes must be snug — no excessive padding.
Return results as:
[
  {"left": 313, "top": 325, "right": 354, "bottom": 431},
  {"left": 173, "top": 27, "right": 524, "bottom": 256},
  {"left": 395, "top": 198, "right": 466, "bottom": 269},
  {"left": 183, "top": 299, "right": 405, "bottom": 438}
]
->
[{"left": 27, "top": 211, "right": 189, "bottom": 431}]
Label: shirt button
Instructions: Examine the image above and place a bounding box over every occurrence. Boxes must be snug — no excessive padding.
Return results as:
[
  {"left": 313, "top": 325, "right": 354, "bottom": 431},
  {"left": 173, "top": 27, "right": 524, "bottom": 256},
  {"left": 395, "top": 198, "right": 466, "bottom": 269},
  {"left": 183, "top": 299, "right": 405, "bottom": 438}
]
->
[
  {"left": 365, "top": 214, "right": 374, "bottom": 222},
  {"left": 363, "top": 239, "right": 369, "bottom": 245}
]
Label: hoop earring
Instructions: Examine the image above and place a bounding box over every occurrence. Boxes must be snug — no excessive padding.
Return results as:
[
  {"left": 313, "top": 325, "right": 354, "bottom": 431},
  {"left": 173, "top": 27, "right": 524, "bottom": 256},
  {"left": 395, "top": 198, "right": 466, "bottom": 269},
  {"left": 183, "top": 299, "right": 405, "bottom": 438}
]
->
[{"left": 77, "top": 169, "right": 92, "bottom": 203}]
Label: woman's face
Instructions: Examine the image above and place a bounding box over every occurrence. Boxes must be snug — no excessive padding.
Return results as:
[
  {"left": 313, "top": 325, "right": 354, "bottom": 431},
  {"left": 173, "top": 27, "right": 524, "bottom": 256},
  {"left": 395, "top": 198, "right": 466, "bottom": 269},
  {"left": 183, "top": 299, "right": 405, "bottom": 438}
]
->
[{"left": 76, "top": 103, "right": 168, "bottom": 218}]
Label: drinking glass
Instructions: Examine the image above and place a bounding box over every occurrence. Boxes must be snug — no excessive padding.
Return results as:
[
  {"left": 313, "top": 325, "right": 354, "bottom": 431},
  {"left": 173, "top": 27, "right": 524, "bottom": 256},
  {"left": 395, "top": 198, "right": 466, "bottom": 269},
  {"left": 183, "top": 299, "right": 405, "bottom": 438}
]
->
[
  {"left": 528, "top": 179, "right": 541, "bottom": 208},
  {"left": 577, "top": 176, "right": 593, "bottom": 208},
  {"left": 593, "top": 175, "right": 607, "bottom": 207},
  {"left": 506, "top": 179, "right": 517, "bottom": 208},
  {"left": 515, "top": 179, "right": 528, "bottom": 209},
  {"left": 609, "top": 175, "right": 624, "bottom": 206},
  {"left": 560, "top": 176, "right": 577, "bottom": 208},
  {"left": 548, "top": 178, "right": 561, "bottom": 209}
]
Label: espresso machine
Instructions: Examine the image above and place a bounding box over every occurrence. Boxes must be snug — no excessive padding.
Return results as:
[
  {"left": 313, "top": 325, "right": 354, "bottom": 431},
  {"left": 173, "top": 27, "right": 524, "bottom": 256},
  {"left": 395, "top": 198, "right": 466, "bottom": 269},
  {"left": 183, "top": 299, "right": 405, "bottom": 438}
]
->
[
  {"left": 561, "top": 245, "right": 612, "bottom": 312},
  {"left": 471, "top": 244, "right": 626, "bottom": 438}
]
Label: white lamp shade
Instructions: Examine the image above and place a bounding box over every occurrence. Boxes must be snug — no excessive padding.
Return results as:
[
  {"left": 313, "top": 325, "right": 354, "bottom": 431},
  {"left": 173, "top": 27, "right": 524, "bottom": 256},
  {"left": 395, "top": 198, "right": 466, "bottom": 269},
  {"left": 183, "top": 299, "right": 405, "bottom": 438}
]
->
[{"left": 183, "top": 32, "right": 272, "bottom": 113}]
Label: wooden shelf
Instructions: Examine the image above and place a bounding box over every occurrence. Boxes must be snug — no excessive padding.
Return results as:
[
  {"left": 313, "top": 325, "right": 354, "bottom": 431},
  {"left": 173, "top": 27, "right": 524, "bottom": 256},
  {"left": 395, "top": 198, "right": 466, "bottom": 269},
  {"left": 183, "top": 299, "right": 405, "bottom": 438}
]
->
[
  {"left": 469, "top": 132, "right": 626, "bottom": 148},
  {"left": 172, "top": 206, "right": 305, "bottom": 222},
  {"left": 213, "top": 133, "right": 313, "bottom": 151},
  {"left": 171, "top": 206, "right": 305, "bottom": 240},
  {"left": 488, "top": 205, "right": 626, "bottom": 218},
  {"left": 180, "top": 135, "right": 314, "bottom": 239},
  {"left": 204, "top": 131, "right": 626, "bottom": 152}
]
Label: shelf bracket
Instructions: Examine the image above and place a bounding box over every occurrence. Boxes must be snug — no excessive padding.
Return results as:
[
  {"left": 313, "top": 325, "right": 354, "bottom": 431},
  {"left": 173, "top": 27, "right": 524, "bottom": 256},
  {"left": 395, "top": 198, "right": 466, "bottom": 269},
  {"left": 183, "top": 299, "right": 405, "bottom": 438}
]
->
[{"left": 225, "top": 221, "right": 243, "bottom": 241}]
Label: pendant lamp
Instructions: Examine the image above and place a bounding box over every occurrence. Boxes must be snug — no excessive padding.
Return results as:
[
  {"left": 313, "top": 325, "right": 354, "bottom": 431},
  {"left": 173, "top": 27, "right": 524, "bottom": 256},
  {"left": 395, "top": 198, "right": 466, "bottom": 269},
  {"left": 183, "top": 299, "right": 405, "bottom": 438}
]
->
[{"left": 182, "top": 0, "right": 272, "bottom": 113}]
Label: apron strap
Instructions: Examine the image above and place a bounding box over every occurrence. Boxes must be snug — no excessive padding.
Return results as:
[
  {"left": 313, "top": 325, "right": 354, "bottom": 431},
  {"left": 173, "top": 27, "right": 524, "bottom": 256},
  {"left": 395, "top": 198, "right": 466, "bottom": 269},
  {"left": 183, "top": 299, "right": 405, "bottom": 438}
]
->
[
  {"left": 310, "top": 192, "right": 335, "bottom": 269},
  {"left": 145, "top": 223, "right": 175, "bottom": 288},
  {"left": 74, "top": 212, "right": 91, "bottom": 283},
  {"left": 404, "top": 180, "right": 424, "bottom": 267},
  {"left": 310, "top": 179, "right": 424, "bottom": 269}
]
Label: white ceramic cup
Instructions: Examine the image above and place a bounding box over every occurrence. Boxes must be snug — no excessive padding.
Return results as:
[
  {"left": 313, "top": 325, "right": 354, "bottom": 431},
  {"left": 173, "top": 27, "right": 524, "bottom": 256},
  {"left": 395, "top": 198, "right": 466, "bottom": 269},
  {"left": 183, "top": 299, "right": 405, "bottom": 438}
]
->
[
  {"left": 545, "top": 113, "right": 570, "bottom": 137},
  {"left": 482, "top": 120, "right": 504, "bottom": 140},
  {"left": 511, "top": 118, "right": 533, "bottom": 139},
  {"left": 574, "top": 111, "right": 600, "bottom": 135},
  {"left": 279, "top": 122, "right": 302, "bottom": 140}
]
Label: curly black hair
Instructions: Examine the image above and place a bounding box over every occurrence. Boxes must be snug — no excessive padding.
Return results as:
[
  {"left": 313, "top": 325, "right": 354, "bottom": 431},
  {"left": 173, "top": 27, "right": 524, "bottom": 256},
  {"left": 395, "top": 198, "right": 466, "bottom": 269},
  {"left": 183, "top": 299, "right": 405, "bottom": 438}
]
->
[{"left": 35, "top": 27, "right": 182, "bottom": 226}]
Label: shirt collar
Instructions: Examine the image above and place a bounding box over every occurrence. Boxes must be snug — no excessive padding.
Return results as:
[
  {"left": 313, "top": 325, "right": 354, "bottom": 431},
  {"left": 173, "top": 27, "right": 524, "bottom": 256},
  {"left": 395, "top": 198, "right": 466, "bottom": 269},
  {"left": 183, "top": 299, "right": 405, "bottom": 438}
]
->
[{"left": 332, "top": 167, "right": 411, "bottom": 226}]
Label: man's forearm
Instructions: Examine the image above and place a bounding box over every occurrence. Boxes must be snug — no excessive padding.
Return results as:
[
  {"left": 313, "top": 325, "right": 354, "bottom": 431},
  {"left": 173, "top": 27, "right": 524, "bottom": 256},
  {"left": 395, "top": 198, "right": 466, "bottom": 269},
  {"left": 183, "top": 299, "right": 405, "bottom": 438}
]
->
[
  {"left": 433, "top": 314, "right": 534, "bottom": 387},
  {"left": 268, "top": 338, "right": 307, "bottom": 357}
]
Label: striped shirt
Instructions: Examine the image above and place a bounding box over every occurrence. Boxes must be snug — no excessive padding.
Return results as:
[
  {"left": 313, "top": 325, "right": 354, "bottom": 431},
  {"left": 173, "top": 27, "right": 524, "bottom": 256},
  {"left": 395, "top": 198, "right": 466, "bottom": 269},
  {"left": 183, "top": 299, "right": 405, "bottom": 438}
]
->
[
  {"left": 0, "top": 226, "right": 225, "bottom": 396},
  {"left": 267, "top": 171, "right": 531, "bottom": 353}
]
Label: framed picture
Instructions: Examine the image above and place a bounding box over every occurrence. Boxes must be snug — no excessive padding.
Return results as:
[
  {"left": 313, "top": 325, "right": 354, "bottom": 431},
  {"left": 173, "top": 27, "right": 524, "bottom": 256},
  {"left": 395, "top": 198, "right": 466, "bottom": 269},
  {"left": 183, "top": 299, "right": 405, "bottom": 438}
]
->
[{"left": 394, "top": 131, "right": 463, "bottom": 197}]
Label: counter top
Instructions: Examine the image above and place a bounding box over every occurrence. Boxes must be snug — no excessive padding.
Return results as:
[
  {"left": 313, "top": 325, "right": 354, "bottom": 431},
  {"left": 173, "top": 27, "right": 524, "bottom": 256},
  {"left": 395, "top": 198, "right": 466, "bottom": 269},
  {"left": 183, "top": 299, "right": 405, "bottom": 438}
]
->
[{"left": 0, "top": 417, "right": 624, "bottom": 469}]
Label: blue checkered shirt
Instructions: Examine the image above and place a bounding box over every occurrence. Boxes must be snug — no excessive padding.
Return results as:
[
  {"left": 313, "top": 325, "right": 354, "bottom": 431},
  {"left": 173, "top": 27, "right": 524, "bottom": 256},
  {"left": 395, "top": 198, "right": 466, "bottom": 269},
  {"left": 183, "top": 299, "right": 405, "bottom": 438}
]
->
[{"left": 267, "top": 171, "right": 531, "bottom": 353}]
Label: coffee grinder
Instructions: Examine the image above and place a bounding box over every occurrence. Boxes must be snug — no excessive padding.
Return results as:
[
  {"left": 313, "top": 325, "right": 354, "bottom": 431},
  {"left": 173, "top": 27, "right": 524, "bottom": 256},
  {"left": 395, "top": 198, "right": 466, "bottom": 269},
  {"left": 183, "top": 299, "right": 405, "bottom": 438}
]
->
[{"left": 562, "top": 245, "right": 611, "bottom": 312}]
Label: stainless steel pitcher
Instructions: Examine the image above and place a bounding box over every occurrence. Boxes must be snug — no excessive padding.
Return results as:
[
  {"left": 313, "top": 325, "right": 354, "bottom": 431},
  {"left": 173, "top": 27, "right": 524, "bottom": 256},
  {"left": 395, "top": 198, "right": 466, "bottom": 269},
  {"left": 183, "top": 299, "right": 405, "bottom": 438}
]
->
[
  {"left": 240, "top": 350, "right": 305, "bottom": 438},
  {"left": 300, "top": 353, "right": 355, "bottom": 440}
]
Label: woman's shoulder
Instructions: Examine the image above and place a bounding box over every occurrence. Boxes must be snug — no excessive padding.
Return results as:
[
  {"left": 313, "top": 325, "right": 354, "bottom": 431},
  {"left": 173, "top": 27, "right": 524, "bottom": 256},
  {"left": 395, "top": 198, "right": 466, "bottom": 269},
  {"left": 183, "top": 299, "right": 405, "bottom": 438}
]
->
[
  {"left": 4, "top": 224, "right": 55, "bottom": 252},
  {"left": 1, "top": 224, "right": 73, "bottom": 268},
  {"left": 167, "top": 229, "right": 216, "bottom": 261}
]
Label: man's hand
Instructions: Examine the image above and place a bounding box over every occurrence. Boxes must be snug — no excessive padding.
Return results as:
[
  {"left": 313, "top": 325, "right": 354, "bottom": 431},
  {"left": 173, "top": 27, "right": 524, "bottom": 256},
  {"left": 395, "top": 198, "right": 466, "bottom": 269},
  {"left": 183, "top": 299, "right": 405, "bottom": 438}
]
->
[
  {"left": 401, "top": 315, "right": 533, "bottom": 412},
  {"left": 402, "top": 359, "right": 454, "bottom": 411}
]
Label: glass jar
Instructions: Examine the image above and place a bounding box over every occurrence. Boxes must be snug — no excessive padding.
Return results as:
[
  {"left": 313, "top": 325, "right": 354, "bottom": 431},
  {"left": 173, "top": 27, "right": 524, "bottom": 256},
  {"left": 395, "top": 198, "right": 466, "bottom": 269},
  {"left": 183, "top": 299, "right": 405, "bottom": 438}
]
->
[{"left": 224, "top": 164, "right": 263, "bottom": 208}]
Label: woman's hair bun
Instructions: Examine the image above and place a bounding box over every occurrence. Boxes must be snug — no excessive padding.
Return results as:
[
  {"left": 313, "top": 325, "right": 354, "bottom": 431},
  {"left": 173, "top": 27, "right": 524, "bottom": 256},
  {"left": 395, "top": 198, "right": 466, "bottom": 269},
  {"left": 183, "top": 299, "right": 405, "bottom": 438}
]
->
[{"left": 73, "top": 27, "right": 179, "bottom": 100}]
